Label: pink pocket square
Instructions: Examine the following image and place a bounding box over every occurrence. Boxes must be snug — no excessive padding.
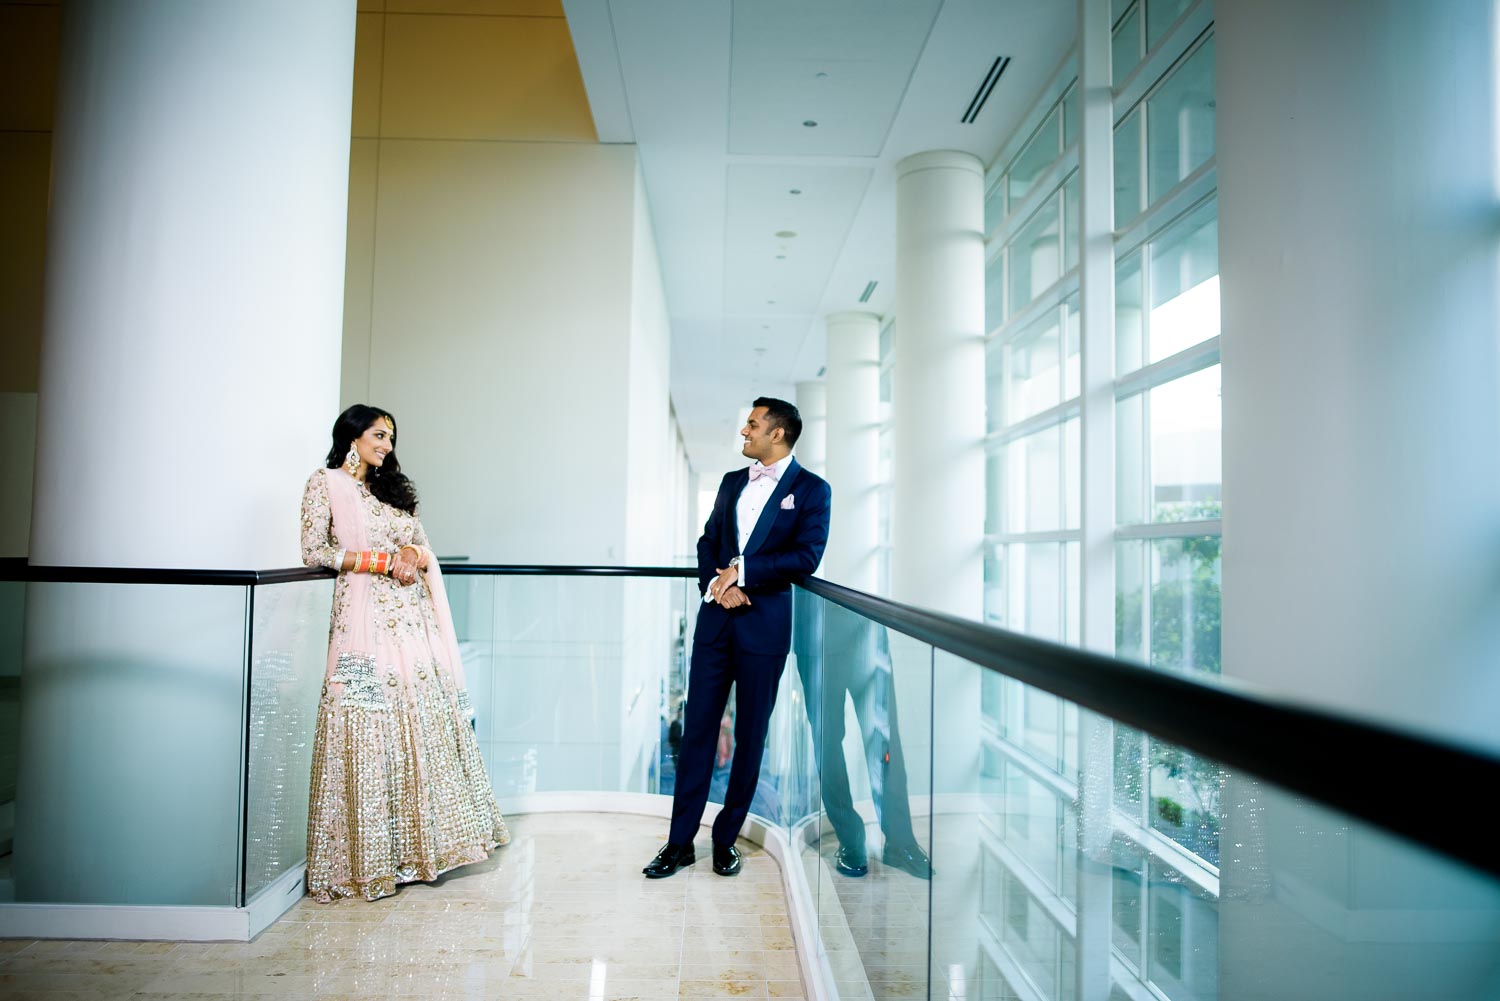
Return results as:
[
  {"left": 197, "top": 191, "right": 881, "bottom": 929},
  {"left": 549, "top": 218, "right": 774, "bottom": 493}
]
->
[{"left": 781, "top": 494, "right": 795, "bottom": 510}]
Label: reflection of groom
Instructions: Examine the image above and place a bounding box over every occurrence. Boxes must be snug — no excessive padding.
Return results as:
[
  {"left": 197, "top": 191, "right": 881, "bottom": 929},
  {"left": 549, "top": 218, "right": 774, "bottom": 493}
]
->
[
  {"left": 644, "top": 398, "right": 831, "bottom": 879},
  {"left": 793, "top": 590, "right": 932, "bottom": 879}
]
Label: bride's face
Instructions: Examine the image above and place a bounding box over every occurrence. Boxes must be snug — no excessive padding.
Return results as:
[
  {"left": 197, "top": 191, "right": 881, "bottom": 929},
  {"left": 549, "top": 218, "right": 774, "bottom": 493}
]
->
[{"left": 354, "top": 417, "right": 395, "bottom": 469}]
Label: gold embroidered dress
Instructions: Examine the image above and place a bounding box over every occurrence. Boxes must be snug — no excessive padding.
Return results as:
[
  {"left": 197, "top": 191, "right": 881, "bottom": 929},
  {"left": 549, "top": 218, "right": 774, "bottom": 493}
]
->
[{"left": 300, "top": 467, "right": 507, "bottom": 902}]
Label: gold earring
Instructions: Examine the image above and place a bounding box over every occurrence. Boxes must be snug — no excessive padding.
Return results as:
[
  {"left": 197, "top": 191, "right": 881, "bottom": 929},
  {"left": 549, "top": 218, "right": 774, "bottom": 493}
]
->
[{"left": 344, "top": 443, "right": 360, "bottom": 475}]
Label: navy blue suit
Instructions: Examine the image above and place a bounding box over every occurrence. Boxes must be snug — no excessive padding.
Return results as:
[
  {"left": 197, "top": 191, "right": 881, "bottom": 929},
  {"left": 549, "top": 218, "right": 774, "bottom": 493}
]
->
[{"left": 669, "top": 457, "right": 831, "bottom": 847}]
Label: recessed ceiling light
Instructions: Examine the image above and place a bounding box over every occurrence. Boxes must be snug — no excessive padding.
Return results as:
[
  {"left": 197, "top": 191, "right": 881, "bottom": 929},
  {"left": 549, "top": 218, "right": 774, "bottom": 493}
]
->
[
  {"left": 815, "top": 72, "right": 829, "bottom": 80},
  {"left": 776, "top": 254, "right": 786, "bottom": 260},
  {"left": 775, "top": 230, "right": 796, "bottom": 238},
  {"left": 789, "top": 189, "right": 802, "bottom": 195},
  {"left": 802, "top": 120, "right": 818, "bottom": 128},
  {"left": 767, "top": 300, "right": 776, "bottom": 305}
]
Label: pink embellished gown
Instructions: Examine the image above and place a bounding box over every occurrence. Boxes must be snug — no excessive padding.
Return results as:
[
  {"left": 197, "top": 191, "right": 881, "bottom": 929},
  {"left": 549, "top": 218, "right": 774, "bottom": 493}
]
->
[{"left": 300, "top": 467, "right": 508, "bottom": 902}]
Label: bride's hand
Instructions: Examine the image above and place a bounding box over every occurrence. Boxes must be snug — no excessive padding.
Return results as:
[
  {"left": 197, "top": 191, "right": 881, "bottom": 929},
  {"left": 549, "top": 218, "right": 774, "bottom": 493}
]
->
[{"left": 392, "top": 549, "right": 420, "bottom": 586}]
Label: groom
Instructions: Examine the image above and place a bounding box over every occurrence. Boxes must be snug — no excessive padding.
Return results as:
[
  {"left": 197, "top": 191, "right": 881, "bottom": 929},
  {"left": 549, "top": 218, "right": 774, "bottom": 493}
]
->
[{"left": 644, "top": 397, "right": 831, "bottom": 878}]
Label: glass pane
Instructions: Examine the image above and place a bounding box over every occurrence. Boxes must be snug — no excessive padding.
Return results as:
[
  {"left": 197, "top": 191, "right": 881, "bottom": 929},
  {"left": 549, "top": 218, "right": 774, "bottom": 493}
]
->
[
  {"left": 1064, "top": 540, "right": 1082, "bottom": 648},
  {"left": 1149, "top": 365, "right": 1222, "bottom": 523},
  {"left": 1116, "top": 538, "right": 1148, "bottom": 662},
  {"left": 1147, "top": 35, "right": 1216, "bottom": 206},
  {"left": 985, "top": 250, "right": 1005, "bottom": 334},
  {"left": 984, "top": 543, "right": 1005, "bottom": 627},
  {"left": 1007, "top": 311, "right": 1062, "bottom": 424},
  {"left": 1006, "top": 542, "right": 1064, "bottom": 643},
  {"left": 1005, "top": 427, "right": 1062, "bottom": 534},
  {"left": 985, "top": 176, "right": 1007, "bottom": 236},
  {"left": 1116, "top": 391, "right": 1147, "bottom": 526},
  {"left": 879, "top": 320, "right": 894, "bottom": 362},
  {"left": 1114, "top": 109, "right": 1143, "bottom": 227},
  {"left": 985, "top": 449, "right": 1003, "bottom": 535},
  {"left": 1116, "top": 252, "right": 1145, "bottom": 374},
  {"left": 1112, "top": 3, "right": 1143, "bottom": 87},
  {"left": 1112, "top": 0, "right": 1135, "bottom": 26},
  {"left": 1149, "top": 534, "right": 1222, "bottom": 674},
  {"left": 1147, "top": 858, "right": 1219, "bottom": 998},
  {"left": 1009, "top": 197, "right": 1062, "bottom": 319},
  {"left": 985, "top": 338, "right": 1005, "bottom": 434},
  {"left": 811, "top": 604, "right": 931, "bottom": 999},
  {"left": 1064, "top": 294, "right": 1081, "bottom": 401},
  {"left": 1008, "top": 106, "right": 1061, "bottom": 206},
  {"left": 13, "top": 582, "right": 248, "bottom": 905},
  {"left": 1149, "top": 199, "right": 1220, "bottom": 363},
  {"left": 245, "top": 577, "right": 334, "bottom": 902},
  {"left": 1112, "top": 835, "right": 1148, "bottom": 962},
  {"left": 1063, "top": 170, "right": 1081, "bottom": 274},
  {"left": 1063, "top": 416, "right": 1081, "bottom": 531},
  {"left": 1146, "top": 0, "right": 1192, "bottom": 48},
  {"left": 1062, "top": 80, "right": 1080, "bottom": 149},
  {"left": 1149, "top": 738, "right": 1223, "bottom": 863},
  {"left": 0, "top": 578, "right": 23, "bottom": 883}
]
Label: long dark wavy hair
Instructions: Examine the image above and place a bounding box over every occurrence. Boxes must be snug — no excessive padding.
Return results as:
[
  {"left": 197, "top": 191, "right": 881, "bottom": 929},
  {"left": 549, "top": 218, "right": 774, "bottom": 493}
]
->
[{"left": 325, "top": 404, "right": 419, "bottom": 514}]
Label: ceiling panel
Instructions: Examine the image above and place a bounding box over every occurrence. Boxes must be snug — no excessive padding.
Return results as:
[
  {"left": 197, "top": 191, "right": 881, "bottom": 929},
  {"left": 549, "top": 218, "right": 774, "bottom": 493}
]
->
[
  {"left": 722, "top": 163, "right": 872, "bottom": 315},
  {"left": 727, "top": 0, "right": 942, "bottom": 156}
]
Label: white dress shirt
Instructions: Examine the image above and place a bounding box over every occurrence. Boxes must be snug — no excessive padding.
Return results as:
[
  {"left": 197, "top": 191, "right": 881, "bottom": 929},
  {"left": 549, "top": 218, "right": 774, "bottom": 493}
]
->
[{"left": 733, "top": 453, "right": 793, "bottom": 588}]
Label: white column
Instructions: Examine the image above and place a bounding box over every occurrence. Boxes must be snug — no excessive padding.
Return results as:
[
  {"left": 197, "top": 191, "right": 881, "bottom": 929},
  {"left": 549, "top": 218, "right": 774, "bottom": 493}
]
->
[
  {"left": 822, "top": 311, "right": 881, "bottom": 591},
  {"left": 891, "top": 151, "right": 985, "bottom": 618},
  {"left": 30, "top": 0, "right": 355, "bottom": 569},
  {"left": 13, "top": 0, "right": 356, "bottom": 916},
  {"left": 794, "top": 379, "right": 826, "bottom": 478}
]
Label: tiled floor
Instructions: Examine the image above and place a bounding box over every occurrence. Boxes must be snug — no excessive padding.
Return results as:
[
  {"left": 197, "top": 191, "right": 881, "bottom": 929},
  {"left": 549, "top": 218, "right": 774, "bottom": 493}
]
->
[{"left": 0, "top": 812, "right": 806, "bottom": 1000}]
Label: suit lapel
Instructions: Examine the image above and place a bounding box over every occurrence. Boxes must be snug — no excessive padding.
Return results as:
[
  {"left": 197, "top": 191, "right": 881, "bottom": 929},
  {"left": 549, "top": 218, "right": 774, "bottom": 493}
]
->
[
  {"left": 743, "top": 458, "right": 801, "bottom": 557},
  {"left": 727, "top": 468, "right": 750, "bottom": 552}
]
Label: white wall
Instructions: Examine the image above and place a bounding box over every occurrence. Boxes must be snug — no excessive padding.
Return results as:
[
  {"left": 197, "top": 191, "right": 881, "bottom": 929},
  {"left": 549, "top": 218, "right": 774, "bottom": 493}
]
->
[
  {"left": 1217, "top": 4, "right": 1500, "bottom": 997},
  {"left": 341, "top": 135, "right": 680, "bottom": 795},
  {"left": 1217, "top": 0, "right": 1500, "bottom": 751}
]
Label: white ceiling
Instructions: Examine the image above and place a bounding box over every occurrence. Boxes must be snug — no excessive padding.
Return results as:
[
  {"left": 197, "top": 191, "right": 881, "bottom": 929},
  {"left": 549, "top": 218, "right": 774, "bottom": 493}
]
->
[{"left": 562, "top": 0, "right": 1076, "bottom": 474}]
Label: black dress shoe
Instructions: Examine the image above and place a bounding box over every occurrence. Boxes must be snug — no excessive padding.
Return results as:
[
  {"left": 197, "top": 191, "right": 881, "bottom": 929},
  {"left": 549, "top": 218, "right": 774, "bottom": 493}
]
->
[
  {"left": 712, "top": 843, "right": 742, "bottom": 876},
  {"left": 882, "top": 842, "right": 932, "bottom": 880},
  {"left": 642, "top": 842, "right": 695, "bottom": 879},
  {"left": 834, "top": 845, "right": 868, "bottom": 878}
]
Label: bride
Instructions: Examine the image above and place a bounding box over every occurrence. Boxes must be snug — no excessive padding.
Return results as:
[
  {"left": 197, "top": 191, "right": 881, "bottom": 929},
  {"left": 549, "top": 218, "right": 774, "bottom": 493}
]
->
[{"left": 299, "top": 404, "right": 507, "bottom": 902}]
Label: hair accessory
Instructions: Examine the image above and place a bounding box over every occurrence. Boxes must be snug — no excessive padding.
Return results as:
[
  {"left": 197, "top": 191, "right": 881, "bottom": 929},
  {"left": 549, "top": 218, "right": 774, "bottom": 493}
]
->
[{"left": 344, "top": 442, "right": 360, "bottom": 475}]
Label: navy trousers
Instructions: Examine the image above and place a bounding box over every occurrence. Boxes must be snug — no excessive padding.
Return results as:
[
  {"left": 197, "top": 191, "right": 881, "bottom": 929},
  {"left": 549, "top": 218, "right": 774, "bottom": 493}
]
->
[{"left": 668, "top": 622, "right": 786, "bottom": 847}]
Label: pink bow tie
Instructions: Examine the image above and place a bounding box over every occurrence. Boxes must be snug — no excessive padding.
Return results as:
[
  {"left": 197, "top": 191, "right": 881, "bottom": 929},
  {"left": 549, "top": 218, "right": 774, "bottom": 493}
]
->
[{"left": 749, "top": 463, "right": 779, "bottom": 483}]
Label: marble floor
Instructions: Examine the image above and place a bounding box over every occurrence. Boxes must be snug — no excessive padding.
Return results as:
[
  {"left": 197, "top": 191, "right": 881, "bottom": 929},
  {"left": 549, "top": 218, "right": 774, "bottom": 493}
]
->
[{"left": 0, "top": 812, "right": 806, "bottom": 1000}]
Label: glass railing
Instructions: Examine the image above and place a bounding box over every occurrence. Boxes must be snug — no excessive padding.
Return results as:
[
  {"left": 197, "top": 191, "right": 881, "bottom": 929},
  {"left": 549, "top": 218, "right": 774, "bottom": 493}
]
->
[{"left": 0, "top": 557, "right": 1496, "bottom": 1001}]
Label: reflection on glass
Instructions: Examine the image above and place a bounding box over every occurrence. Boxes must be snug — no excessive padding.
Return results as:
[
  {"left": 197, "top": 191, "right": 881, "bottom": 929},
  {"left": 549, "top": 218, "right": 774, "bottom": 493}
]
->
[
  {"left": 1147, "top": 0, "right": 1192, "bottom": 48},
  {"left": 1116, "top": 392, "right": 1146, "bottom": 526},
  {"left": 1009, "top": 543, "right": 1065, "bottom": 643},
  {"left": 1062, "top": 81, "right": 1080, "bottom": 149},
  {"left": 1063, "top": 419, "right": 1081, "bottom": 532},
  {"left": 1115, "top": 109, "right": 1143, "bottom": 227},
  {"left": 1147, "top": 35, "right": 1216, "bottom": 206},
  {"left": 1113, "top": 3, "right": 1143, "bottom": 87},
  {"left": 984, "top": 449, "right": 1003, "bottom": 536},
  {"left": 985, "top": 251, "right": 1005, "bottom": 335},
  {"left": 985, "top": 176, "right": 1007, "bottom": 236},
  {"left": 1065, "top": 295, "right": 1081, "bottom": 401},
  {"left": 1005, "top": 428, "right": 1061, "bottom": 534},
  {"left": 1064, "top": 170, "right": 1081, "bottom": 274},
  {"left": 1149, "top": 200, "right": 1220, "bottom": 363},
  {"left": 1007, "top": 313, "right": 1062, "bottom": 424},
  {"left": 1116, "top": 532, "right": 1222, "bottom": 676},
  {"left": 1116, "top": 252, "right": 1145, "bottom": 374},
  {"left": 1009, "top": 198, "right": 1062, "bottom": 319},
  {"left": 1008, "top": 106, "right": 1061, "bottom": 206},
  {"left": 1150, "top": 738, "right": 1223, "bottom": 862}
]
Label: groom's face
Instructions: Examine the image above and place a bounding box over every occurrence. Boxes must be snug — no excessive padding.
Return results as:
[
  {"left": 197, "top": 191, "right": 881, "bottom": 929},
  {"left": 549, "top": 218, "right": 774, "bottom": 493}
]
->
[{"left": 741, "top": 406, "right": 781, "bottom": 461}]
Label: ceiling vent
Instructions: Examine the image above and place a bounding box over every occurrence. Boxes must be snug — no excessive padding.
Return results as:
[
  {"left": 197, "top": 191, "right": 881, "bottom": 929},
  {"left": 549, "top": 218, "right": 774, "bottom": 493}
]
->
[
  {"left": 962, "top": 56, "right": 1010, "bottom": 124},
  {"left": 858, "top": 280, "right": 878, "bottom": 303}
]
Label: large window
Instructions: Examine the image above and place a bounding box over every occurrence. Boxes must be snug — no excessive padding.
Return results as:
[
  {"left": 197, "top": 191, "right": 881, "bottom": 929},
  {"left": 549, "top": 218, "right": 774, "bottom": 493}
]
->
[{"left": 978, "top": 6, "right": 1220, "bottom": 1001}]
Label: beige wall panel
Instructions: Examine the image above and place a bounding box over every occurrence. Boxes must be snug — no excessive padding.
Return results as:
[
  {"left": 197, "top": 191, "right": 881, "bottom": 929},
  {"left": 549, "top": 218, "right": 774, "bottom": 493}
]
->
[
  {"left": 340, "top": 139, "right": 381, "bottom": 409},
  {"left": 388, "top": 1, "right": 563, "bottom": 15},
  {"left": 379, "top": 13, "right": 595, "bottom": 141},
  {"left": 0, "top": 132, "right": 50, "bottom": 393},
  {"left": 352, "top": 12, "right": 385, "bottom": 138},
  {"left": 361, "top": 140, "right": 635, "bottom": 561},
  {"left": 0, "top": 3, "right": 60, "bottom": 132}
]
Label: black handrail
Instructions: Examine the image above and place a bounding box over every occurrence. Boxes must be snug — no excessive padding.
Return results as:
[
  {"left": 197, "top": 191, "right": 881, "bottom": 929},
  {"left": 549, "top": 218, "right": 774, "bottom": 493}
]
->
[
  {"left": 4, "top": 556, "right": 1496, "bottom": 878},
  {"left": 800, "top": 575, "right": 1500, "bottom": 881}
]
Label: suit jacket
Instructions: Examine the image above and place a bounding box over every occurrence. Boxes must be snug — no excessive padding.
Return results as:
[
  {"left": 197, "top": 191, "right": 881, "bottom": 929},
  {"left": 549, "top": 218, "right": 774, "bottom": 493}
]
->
[{"left": 696, "top": 457, "right": 831, "bottom": 657}]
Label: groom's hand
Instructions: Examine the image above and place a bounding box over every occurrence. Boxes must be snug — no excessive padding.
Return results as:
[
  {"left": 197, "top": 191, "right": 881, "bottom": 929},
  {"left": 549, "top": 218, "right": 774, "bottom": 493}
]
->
[
  {"left": 709, "top": 566, "right": 738, "bottom": 602},
  {"left": 718, "top": 585, "right": 751, "bottom": 609}
]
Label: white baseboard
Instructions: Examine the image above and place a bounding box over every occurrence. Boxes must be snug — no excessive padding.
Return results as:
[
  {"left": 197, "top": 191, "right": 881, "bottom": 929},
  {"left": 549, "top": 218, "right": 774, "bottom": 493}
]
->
[{"left": 0, "top": 863, "right": 307, "bottom": 943}]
